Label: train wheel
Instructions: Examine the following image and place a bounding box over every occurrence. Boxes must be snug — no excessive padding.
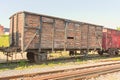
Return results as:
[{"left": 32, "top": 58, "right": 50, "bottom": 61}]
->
[
  {"left": 108, "top": 49, "right": 112, "bottom": 55},
  {"left": 27, "top": 52, "right": 35, "bottom": 62},
  {"left": 107, "top": 49, "right": 119, "bottom": 56},
  {"left": 115, "top": 49, "right": 119, "bottom": 55},
  {"left": 115, "top": 51, "right": 119, "bottom": 55},
  {"left": 69, "top": 51, "right": 74, "bottom": 56},
  {"left": 98, "top": 50, "right": 103, "bottom": 55}
]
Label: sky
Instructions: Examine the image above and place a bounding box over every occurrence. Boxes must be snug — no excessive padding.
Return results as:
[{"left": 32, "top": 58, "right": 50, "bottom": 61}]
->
[{"left": 1, "top": 0, "right": 120, "bottom": 29}]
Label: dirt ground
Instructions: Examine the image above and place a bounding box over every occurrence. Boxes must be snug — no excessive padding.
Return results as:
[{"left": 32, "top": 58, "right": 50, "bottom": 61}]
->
[{"left": 0, "top": 52, "right": 27, "bottom": 63}]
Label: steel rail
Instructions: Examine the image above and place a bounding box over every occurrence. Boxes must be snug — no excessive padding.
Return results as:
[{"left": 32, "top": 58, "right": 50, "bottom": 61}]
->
[
  {"left": 35, "top": 63, "right": 120, "bottom": 80},
  {"left": 0, "top": 61, "right": 120, "bottom": 80},
  {"left": 74, "top": 68, "right": 120, "bottom": 80}
]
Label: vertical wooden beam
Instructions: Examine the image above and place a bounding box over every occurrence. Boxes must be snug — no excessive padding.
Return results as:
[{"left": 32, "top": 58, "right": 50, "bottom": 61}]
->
[
  {"left": 52, "top": 19, "right": 55, "bottom": 52},
  {"left": 79, "top": 24, "right": 82, "bottom": 50},
  {"left": 80, "top": 24, "right": 82, "bottom": 49},
  {"left": 73, "top": 23, "right": 76, "bottom": 49},
  {"left": 38, "top": 16, "right": 42, "bottom": 53},
  {"left": 16, "top": 14, "right": 18, "bottom": 46},
  {"left": 11, "top": 16, "right": 14, "bottom": 46},
  {"left": 21, "top": 13, "right": 25, "bottom": 52},
  {"left": 95, "top": 26, "right": 97, "bottom": 49},
  {"left": 85, "top": 24, "right": 90, "bottom": 56},
  {"left": 87, "top": 25, "right": 89, "bottom": 50},
  {"left": 64, "top": 21, "right": 68, "bottom": 51},
  {"left": 106, "top": 29, "right": 107, "bottom": 50}
]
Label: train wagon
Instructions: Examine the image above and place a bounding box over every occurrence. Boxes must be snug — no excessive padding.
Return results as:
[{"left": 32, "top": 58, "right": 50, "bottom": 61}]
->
[
  {"left": 0, "top": 25, "right": 4, "bottom": 35},
  {"left": 9, "top": 11, "right": 103, "bottom": 62},
  {"left": 101, "top": 28, "right": 120, "bottom": 55}
]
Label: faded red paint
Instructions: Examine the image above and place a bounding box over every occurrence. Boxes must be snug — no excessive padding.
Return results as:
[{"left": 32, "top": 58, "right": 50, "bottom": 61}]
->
[
  {"left": 102, "top": 28, "right": 120, "bottom": 50},
  {"left": 0, "top": 25, "right": 4, "bottom": 35}
]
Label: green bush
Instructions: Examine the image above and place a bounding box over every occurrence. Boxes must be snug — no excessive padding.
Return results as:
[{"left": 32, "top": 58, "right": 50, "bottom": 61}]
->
[
  {"left": 19, "top": 60, "right": 27, "bottom": 67},
  {"left": 0, "top": 35, "right": 9, "bottom": 47}
]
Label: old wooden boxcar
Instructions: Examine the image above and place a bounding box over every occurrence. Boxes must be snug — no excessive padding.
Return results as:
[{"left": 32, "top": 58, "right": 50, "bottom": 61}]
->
[
  {"left": 9, "top": 11, "right": 103, "bottom": 62},
  {"left": 102, "top": 28, "right": 120, "bottom": 55}
]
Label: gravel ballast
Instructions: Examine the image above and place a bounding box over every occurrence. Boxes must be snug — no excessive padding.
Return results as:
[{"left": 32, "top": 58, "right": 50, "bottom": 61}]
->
[
  {"left": 88, "top": 71, "right": 120, "bottom": 80},
  {"left": 0, "top": 61, "right": 120, "bottom": 78}
]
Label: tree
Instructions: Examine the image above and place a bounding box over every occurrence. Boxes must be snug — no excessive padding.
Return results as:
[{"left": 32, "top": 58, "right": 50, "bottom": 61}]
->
[{"left": 116, "top": 27, "right": 120, "bottom": 30}]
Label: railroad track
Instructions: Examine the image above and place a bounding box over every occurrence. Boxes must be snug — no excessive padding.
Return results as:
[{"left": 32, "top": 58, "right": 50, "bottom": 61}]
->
[{"left": 1, "top": 61, "right": 120, "bottom": 80}]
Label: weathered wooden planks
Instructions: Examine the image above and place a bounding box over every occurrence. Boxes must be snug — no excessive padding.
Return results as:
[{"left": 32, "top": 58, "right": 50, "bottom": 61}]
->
[{"left": 9, "top": 11, "right": 103, "bottom": 51}]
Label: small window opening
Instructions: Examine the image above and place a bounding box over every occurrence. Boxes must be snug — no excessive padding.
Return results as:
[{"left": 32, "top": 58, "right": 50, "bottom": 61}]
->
[{"left": 67, "top": 37, "right": 74, "bottom": 39}]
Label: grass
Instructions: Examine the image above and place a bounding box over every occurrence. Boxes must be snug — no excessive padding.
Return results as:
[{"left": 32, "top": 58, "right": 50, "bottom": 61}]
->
[
  {"left": 1, "top": 54, "right": 120, "bottom": 72},
  {"left": 19, "top": 60, "right": 27, "bottom": 67},
  {"left": 0, "top": 35, "right": 9, "bottom": 47},
  {"left": 48, "top": 51, "right": 69, "bottom": 59}
]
